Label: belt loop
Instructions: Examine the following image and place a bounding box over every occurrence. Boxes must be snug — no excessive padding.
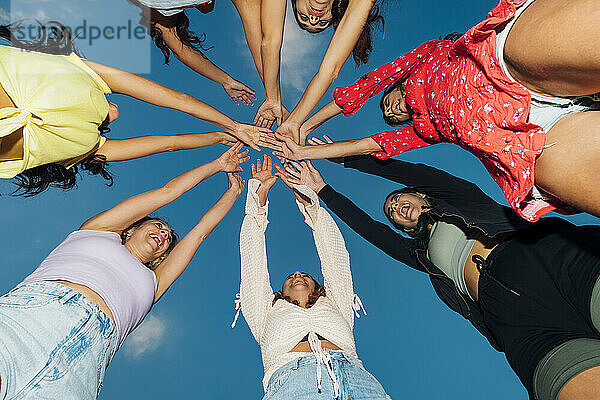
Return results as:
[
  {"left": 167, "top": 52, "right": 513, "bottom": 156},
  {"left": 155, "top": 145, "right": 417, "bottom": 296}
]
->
[{"left": 59, "top": 289, "right": 80, "bottom": 304}]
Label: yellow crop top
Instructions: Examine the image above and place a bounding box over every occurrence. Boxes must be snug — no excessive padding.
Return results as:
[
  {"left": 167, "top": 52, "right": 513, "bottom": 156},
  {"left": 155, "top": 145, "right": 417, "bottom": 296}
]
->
[{"left": 0, "top": 45, "right": 111, "bottom": 178}]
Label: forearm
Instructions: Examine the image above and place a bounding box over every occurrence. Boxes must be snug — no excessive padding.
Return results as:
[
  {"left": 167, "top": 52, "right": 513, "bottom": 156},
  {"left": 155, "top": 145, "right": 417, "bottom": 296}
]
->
[
  {"left": 172, "top": 45, "right": 232, "bottom": 86},
  {"left": 300, "top": 137, "right": 382, "bottom": 159},
  {"left": 302, "top": 100, "right": 343, "bottom": 135},
  {"left": 261, "top": 41, "right": 282, "bottom": 101},
  {"left": 161, "top": 159, "right": 222, "bottom": 198},
  {"left": 84, "top": 60, "right": 238, "bottom": 133},
  {"left": 99, "top": 132, "right": 227, "bottom": 162},
  {"left": 287, "top": 68, "right": 340, "bottom": 126}
]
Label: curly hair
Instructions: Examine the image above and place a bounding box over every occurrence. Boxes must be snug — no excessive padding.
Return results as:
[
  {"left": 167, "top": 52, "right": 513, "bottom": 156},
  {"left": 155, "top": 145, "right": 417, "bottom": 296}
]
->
[
  {"left": 149, "top": 10, "right": 212, "bottom": 65},
  {"left": 273, "top": 273, "right": 326, "bottom": 308},
  {"left": 121, "top": 216, "right": 180, "bottom": 270},
  {"left": 0, "top": 21, "right": 114, "bottom": 197},
  {"left": 291, "top": 0, "right": 384, "bottom": 66}
]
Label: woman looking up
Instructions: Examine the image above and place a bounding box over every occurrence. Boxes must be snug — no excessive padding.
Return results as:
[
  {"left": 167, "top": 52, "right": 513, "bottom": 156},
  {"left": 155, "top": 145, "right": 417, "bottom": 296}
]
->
[
  {"left": 0, "top": 23, "right": 267, "bottom": 196},
  {"left": 232, "top": 154, "right": 390, "bottom": 399},
  {"left": 277, "top": 158, "right": 600, "bottom": 400},
  {"left": 267, "top": 0, "right": 600, "bottom": 222},
  {"left": 0, "top": 144, "right": 248, "bottom": 399}
]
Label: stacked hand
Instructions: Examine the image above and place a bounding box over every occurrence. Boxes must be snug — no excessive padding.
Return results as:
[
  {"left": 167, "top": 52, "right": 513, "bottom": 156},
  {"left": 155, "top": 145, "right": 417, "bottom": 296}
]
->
[
  {"left": 274, "top": 160, "right": 326, "bottom": 194},
  {"left": 233, "top": 123, "right": 272, "bottom": 151},
  {"left": 215, "top": 142, "right": 250, "bottom": 172},
  {"left": 222, "top": 78, "right": 256, "bottom": 106}
]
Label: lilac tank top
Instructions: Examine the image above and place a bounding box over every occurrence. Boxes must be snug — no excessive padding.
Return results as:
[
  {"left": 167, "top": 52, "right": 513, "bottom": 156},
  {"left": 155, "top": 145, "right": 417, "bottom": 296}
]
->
[{"left": 20, "top": 230, "right": 157, "bottom": 349}]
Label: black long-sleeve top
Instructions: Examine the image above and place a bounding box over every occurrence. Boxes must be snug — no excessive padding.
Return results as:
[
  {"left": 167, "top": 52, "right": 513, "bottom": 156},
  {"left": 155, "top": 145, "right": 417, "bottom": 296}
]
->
[{"left": 317, "top": 156, "right": 533, "bottom": 351}]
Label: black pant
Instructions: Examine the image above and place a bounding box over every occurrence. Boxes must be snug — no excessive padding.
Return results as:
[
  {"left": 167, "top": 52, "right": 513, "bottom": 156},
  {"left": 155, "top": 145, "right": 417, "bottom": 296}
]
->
[{"left": 477, "top": 218, "right": 600, "bottom": 396}]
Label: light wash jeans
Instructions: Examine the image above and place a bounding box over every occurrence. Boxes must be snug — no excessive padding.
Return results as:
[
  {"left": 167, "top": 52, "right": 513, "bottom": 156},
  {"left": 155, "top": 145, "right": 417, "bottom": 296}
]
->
[
  {"left": 263, "top": 350, "right": 391, "bottom": 400},
  {"left": 0, "top": 281, "right": 117, "bottom": 400}
]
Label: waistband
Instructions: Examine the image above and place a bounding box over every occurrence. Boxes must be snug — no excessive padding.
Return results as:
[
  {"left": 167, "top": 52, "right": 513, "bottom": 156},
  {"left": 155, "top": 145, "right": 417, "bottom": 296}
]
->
[{"left": 11, "top": 281, "right": 115, "bottom": 338}]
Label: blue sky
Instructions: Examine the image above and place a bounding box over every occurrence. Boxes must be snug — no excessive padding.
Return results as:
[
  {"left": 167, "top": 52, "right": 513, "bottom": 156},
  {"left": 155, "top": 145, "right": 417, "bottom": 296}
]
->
[{"left": 1, "top": 0, "right": 598, "bottom": 399}]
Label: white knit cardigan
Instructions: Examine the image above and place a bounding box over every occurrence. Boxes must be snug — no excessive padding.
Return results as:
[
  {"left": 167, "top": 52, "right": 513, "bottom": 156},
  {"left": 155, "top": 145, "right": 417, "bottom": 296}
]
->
[{"left": 234, "top": 179, "right": 365, "bottom": 392}]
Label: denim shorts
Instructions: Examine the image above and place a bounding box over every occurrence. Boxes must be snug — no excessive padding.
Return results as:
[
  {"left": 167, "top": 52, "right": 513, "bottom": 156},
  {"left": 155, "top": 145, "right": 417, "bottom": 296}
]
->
[
  {"left": 263, "top": 350, "right": 391, "bottom": 400},
  {"left": 0, "top": 281, "right": 117, "bottom": 400}
]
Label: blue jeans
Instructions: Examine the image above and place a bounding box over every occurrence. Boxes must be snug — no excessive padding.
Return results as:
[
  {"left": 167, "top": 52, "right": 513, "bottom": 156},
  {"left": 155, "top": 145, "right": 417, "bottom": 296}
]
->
[
  {"left": 0, "top": 281, "right": 117, "bottom": 400},
  {"left": 263, "top": 350, "right": 391, "bottom": 400}
]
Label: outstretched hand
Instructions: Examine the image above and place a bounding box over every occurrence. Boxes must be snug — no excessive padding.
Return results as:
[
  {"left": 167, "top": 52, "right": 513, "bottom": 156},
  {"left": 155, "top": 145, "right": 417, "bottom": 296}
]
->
[
  {"left": 215, "top": 142, "right": 250, "bottom": 172},
  {"left": 222, "top": 78, "right": 256, "bottom": 106},
  {"left": 233, "top": 123, "right": 271, "bottom": 151},
  {"left": 275, "top": 120, "right": 301, "bottom": 143},
  {"left": 307, "top": 135, "right": 344, "bottom": 164},
  {"left": 251, "top": 154, "right": 278, "bottom": 206},
  {"left": 226, "top": 172, "right": 245, "bottom": 197},
  {"left": 254, "top": 100, "right": 283, "bottom": 129},
  {"left": 259, "top": 132, "right": 305, "bottom": 161},
  {"left": 274, "top": 160, "right": 326, "bottom": 194}
]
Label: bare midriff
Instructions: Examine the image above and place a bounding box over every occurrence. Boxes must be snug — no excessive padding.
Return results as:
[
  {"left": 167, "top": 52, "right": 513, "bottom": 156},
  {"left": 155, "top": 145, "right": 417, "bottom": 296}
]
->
[
  {"left": 289, "top": 339, "right": 341, "bottom": 353},
  {"left": 50, "top": 280, "right": 114, "bottom": 322},
  {"left": 464, "top": 233, "right": 512, "bottom": 301},
  {"left": 0, "top": 81, "right": 24, "bottom": 161}
]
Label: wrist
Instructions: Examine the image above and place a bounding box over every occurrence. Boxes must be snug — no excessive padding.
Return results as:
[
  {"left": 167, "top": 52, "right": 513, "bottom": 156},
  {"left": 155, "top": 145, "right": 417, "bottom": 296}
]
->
[{"left": 312, "top": 181, "right": 326, "bottom": 193}]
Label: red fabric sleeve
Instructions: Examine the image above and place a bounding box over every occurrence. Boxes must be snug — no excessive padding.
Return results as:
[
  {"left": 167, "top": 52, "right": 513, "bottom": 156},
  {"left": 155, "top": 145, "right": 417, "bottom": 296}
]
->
[
  {"left": 332, "top": 41, "right": 440, "bottom": 117},
  {"left": 370, "top": 127, "right": 432, "bottom": 160}
]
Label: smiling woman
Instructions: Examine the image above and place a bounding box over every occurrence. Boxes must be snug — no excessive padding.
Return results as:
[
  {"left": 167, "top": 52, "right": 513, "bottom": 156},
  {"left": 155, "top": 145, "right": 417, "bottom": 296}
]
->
[
  {"left": 0, "top": 145, "right": 248, "bottom": 399},
  {"left": 232, "top": 155, "right": 390, "bottom": 400}
]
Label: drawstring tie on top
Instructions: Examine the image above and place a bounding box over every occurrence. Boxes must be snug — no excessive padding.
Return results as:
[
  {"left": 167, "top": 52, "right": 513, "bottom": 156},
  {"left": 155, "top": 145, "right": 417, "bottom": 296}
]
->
[{"left": 308, "top": 331, "right": 340, "bottom": 399}]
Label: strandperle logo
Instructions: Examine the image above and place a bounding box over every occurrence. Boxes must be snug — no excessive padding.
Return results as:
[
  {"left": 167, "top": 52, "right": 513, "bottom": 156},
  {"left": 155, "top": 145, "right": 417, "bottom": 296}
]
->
[{"left": 13, "top": 20, "right": 147, "bottom": 46}]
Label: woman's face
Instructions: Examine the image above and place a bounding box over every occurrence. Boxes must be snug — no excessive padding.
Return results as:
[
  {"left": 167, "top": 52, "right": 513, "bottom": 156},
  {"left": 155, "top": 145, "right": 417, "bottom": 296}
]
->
[
  {"left": 124, "top": 220, "right": 174, "bottom": 263},
  {"left": 107, "top": 102, "right": 119, "bottom": 124},
  {"left": 382, "top": 84, "right": 412, "bottom": 124},
  {"left": 282, "top": 271, "right": 316, "bottom": 300},
  {"left": 293, "top": 0, "right": 334, "bottom": 32},
  {"left": 384, "top": 192, "right": 428, "bottom": 229}
]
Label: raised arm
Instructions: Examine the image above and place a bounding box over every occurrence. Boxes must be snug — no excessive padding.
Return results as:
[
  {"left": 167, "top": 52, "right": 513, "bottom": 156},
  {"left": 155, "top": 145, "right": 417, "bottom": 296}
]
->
[
  {"left": 153, "top": 172, "right": 245, "bottom": 301},
  {"left": 239, "top": 169, "right": 278, "bottom": 342},
  {"left": 151, "top": 10, "right": 256, "bottom": 106},
  {"left": 98, "top": 131, "right": 236, "bottom": 162},
  {"left": 293, "top": 181, "right": 358, "bottom": 328},
  {"left": 83, "top": 60, "right": 265, "bottom": 150},
  {"left": 276, "top": 0, "right": 378, "bottom": 142},
  {"left": 275, "top": 161, "right": 422, "bottom": 271},
  {"left": 80, "top": 143, "right": 249, "bottom": 233},
  {"left": 299, "top": 100, "right": 343, "bottom": 143}
]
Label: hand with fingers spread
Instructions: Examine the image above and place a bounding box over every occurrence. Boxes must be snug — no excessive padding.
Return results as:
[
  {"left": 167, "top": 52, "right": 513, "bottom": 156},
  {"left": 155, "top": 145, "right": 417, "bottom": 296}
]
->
[
  {"left": 275, "top": 120, "right": 301, "bottom": 143},
  {"left": 275, "top": 160, "right": 326, "bottom": 194},
  {"left": 254, "top": 100, "right": 283, "bottom": 129},
  {"left": 223, "top": 78, "right": 257, "bottom": 106},
  {"left": 215, "top": 142, "right": 250, "bottom": 172},
  {"left": 226, "top": 172, "right": 246, "bottom": 197},
  {"left": 234, "top": 123, "right": 272, "bottom": 151},
  {"left": 268, "top": 133, "right": 306, "bottom": 161},
  {"left": 251, "top": 155, "right": 279, "bottom": 207}
]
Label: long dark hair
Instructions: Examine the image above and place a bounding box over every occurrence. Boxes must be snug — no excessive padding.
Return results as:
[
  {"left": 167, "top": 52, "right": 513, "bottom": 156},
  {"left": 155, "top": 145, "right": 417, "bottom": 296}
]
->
[
  {"left": 149, "top": 10, "right": 212, "bottom": 65},
  {"left": 383, "top": 187, "right": 435, "bottom": 240},
  {"left": 0, "top": 22, "right": 114, "bottom": 197},
  {"left": 291, "top": 0, "right": 384, "bottom": 66},
  {"left": 273, "top": 273, "right": 326, "bottom": 308},
  {"left": 379, "top": 32, "right": 464, "bottom": 126}
]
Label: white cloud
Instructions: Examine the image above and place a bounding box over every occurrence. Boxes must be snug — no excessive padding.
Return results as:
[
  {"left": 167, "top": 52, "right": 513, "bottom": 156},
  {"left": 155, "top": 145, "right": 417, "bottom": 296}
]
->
[
  {"left": 0, "top": 9, "right": 9, "bottom": 23},
  {"left": 280, "top": 8, "right": 323, "bottom": 93},
  {"left": 123, "top": 314, "right": 167, "bottom": 358}
]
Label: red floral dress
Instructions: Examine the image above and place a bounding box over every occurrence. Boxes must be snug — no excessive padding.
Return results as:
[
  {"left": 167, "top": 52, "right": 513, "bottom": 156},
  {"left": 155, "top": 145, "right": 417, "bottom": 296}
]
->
[{"left": 333, "top": 0, "right": 567, "bottom": 222}]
